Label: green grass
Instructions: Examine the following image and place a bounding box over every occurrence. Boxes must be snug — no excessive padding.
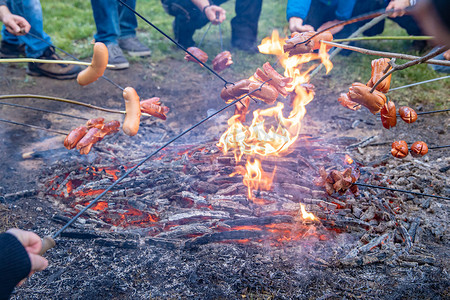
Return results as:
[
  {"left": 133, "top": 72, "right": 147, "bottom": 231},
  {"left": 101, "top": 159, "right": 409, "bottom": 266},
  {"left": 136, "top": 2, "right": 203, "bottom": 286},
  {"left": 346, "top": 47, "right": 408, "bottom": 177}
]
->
[{"left": 38, "top": 0, "right": 448, "bottom": 106}]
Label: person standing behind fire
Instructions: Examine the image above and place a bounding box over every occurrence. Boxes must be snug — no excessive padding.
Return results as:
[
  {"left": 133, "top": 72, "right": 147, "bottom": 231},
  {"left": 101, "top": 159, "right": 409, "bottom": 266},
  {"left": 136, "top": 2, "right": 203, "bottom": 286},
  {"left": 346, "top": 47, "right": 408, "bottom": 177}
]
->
[
  {"left": 161, "top": 0, "right": 263, "bottom": 53},
  {"left": 0, "top": 0, "right": 81, "bottom": 79},
  {"left": 0, "top": 228, "right": 48, "bottom": 300},
  {"left": 287, "top": 0, "right": 357, "bottom": 37},
  {"left": 90, "top": 0, "right": 151, "bottom": 70}
]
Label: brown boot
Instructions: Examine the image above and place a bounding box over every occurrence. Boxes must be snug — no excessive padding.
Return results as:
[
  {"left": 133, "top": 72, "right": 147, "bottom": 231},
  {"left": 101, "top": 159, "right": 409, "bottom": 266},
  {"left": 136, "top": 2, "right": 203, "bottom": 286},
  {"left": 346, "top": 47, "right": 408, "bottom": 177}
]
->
[{"left": 26, "top": 46, "right": 81, "bottom": 80}]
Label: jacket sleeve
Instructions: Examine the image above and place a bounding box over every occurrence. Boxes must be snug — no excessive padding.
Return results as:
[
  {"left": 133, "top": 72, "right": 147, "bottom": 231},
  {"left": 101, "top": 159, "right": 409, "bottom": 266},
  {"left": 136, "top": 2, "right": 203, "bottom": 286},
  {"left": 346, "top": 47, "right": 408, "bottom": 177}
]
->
[
  {"left": 0, "top": 0, "right": 6, "bottom": 7},
  {"left": 335, "top": 0, "right": 357, "bottom": 20},
  {"left": 286, "top": 0, "right": 312, "bottom": 21},
  {"left": 0, "top": 233, "right": 31, "bottom": 300}
]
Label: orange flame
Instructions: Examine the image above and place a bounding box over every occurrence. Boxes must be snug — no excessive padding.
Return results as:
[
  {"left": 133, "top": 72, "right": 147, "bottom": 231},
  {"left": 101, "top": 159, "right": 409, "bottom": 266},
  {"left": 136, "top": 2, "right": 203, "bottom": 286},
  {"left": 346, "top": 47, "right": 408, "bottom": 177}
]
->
[
  {"left": 300, "top": 204, "right": 316, "bottom": 221},
  {"left": 217, "top": 30, "right": 333, "bottom": 202},
  {"left": 345, "top": 154, "right": 354, "bottom": 164},
  {"left": 230, "top": 159, "right": 276, "bottom": 199}
]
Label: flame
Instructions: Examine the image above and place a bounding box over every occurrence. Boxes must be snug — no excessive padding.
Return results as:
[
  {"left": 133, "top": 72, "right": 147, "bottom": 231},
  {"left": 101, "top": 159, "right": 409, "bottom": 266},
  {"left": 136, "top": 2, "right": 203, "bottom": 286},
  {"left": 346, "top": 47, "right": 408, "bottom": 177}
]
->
[
  {"left": 345, "top": 154, "right": 354, "bottom": 164},
  {"left": 300, "top": 204, "right": 316, "bottom": 221},
  {"left": 230, "top": 159, "right": 276, "bottom": 199},
  {"left": 217, "top": 30, "right": 333, "bottom": 202}
]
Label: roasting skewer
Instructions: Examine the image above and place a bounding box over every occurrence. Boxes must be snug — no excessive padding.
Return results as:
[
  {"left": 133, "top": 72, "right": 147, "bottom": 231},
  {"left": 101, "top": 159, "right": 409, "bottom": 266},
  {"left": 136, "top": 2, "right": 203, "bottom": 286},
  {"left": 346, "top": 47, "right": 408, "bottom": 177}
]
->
[
  {"left": 0, "top": 94, "right": 152, "bottom": 117},
  {"left": 354, "top": 183, "right": 450, "bottom": 201},
  {"left": 0, "top": 118, "right": 68, "bottom": 135},
  {"left": 0, "top": 101, "right": 89, "bottom": 121},
  {"left": 25, "top": 31, "right": 125, "bottom": 92}
]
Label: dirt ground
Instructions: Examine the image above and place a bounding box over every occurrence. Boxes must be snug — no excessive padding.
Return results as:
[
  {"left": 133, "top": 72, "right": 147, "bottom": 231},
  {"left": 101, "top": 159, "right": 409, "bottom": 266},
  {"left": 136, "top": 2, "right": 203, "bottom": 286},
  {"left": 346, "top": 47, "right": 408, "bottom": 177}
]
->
[{"left": 0, "top": 52, "right": 449, "bottom": 299}]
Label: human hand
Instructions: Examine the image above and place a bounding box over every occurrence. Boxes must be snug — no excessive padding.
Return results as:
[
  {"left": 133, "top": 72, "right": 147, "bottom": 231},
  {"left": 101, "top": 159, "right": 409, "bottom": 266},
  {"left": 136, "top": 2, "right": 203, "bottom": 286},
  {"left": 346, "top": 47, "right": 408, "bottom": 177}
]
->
[
  {"left": 7, "top": 229, "right": 48, "bottom": 277},
  {"left": 0, "top": 9, "right": 30, "bottom": 35},
  {"left": 386, "top": 0, "right": 410, "bottom": 17},
  {"left": 317, "top": 20, "right": 344, "bottom": 35},
  {"left": 444, "top": 49, "right": 450, "bottom": 61},
  {"left": 289, "top": 17, "right": 314, "bottom": 34},
  {"left": 204, "top": 5, "right": 226, "bottom": 25}
]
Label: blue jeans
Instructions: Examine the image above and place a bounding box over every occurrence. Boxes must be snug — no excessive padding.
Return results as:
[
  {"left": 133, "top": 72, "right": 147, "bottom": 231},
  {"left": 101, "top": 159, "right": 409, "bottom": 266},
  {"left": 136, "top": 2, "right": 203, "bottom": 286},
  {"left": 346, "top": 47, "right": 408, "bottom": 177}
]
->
[
  {"left": 431, "top": 53, "right": 450, "bottom": 73},
  {"left": 1, "top": 0, "right": 52, "bottom": 58},
  {"left": 90, "top": 0, "right": 138, "bottom": 44}
]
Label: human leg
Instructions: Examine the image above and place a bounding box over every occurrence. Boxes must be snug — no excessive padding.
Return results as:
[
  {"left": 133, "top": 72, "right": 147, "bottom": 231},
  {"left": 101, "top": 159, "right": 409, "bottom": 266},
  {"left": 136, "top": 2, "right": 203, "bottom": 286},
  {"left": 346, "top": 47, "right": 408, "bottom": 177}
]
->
[
  {"left": 230, "top": 0, "right": 262, "bottom": 53},
  {"left": 162, "top": 0, "right": 210, "bottom": 48},
  {"left": 116, "top": 0, "right": 151, "bottom": 57}
]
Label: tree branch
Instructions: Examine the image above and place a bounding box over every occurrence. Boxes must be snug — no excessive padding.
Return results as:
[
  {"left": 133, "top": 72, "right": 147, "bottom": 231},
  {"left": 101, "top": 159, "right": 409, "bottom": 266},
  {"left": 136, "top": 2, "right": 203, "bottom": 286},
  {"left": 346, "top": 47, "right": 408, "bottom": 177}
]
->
[
  {"left": 369, "top": 45, "right": 449, "bottom": 93},
  {"left": 321, "top": 41, "right": 450, "bottom": 67}
]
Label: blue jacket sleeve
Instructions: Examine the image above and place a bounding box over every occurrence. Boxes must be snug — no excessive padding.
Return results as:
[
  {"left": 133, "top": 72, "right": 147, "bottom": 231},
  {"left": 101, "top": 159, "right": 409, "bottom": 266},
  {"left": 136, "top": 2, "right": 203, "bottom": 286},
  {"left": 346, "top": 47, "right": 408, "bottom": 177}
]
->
[
  {"left": 335, "top": 0, "right": 357, "bottom": 20},
  {"left": 0, "top": 0, "right": 7, "bottom": 7},
  {"left": 286, "top": 0, "right": 312, "bottom": 21}
]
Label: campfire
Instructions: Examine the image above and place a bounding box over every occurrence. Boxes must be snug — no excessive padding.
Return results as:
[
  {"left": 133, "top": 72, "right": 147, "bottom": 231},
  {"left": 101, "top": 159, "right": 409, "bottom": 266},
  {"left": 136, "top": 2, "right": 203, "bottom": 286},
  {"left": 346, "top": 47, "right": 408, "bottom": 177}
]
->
[{"left": 1, "top": 3, "right": 449, "bottom": 298}]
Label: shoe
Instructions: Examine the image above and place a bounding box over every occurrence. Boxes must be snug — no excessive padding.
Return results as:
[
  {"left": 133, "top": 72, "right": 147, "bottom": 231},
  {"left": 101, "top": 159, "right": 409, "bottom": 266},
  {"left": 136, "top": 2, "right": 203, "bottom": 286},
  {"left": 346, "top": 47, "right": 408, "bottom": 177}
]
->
[
  {"left": 0, "top": 40, "right": 26, "bottom": 58},
  {"left": 118, "top": 36, "right": 151, "bottom": 57},
  {"left": 26, "top": 46, "right": 81, "bottom": 79},
  {"left": 106, "top": 43, "right": 129, "bottom": 70},
  {"left": 231, "top": 40, "right": 259, "bottom": 54}
]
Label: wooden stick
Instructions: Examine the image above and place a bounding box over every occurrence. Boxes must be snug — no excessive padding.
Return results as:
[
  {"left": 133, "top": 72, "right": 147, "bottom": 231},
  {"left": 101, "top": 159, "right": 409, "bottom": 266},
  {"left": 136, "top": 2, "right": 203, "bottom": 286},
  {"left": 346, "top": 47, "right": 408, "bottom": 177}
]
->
[
  {"left": 332, "top": 35, "right": 433, "bottom": 43},
  {"left": 321, "top": 41, "right": 450, "bottom": 67},
  {"left": 0, "top": 94, "right": 152, "bottom": 117},
  {"left": 0, "top": 58, "right": 116, "bottom": 68}
]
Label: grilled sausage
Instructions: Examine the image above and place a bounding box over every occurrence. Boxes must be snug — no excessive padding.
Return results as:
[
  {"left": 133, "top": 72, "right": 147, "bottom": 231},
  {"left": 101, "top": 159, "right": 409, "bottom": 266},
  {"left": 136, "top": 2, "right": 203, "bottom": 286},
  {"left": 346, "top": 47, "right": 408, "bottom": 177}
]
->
[
  {"left": 410, "top": 141, "right": 428, "bottom": 157},
  {"left": 77, "top": 42, "right": 108, "bottom": 86},
  {"left": 391, "top": 140, "right": 409, "bottom": 158},
  {"left": 380, "top": 101, "right": 397, "bottom": 129},
  {"left": 122, "top": 87, "right": 141, "bottom": 136},
  {"left": 399, "top": 106, "right": 418, "bottom": 123},
  {"left": 348, "top": 82, "right": 387, "bottom": 114},
  {"left": 366, "top": 58, "right": 392, "bottom": 93},
  {"left": 64, "top": 126, "right": 88, "bottom": 150}
]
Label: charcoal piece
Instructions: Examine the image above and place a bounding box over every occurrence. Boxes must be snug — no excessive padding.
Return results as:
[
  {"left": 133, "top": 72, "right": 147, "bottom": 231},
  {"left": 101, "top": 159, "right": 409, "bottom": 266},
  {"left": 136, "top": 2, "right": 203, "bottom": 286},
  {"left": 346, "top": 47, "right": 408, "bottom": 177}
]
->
[
  {"left": 95, "top": 239, "right": 139, "bottom": 249},
  {"left": 224, "top": 215, "right": 294, "bottom": 227},
  {"left": 146, "top": 237, "right": 182, "bottom": 249},
  {"left": 60, "top": 230, "right": 100, "bottom": 239},
  {"left": 185, "top": 230, "right": 267, "bottom": 248}
]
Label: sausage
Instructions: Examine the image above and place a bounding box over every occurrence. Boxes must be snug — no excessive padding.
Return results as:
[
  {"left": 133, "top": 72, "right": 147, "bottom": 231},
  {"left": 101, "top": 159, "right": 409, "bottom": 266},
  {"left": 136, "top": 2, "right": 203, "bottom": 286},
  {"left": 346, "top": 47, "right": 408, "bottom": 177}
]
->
[
  {"left": 184, "top": 47, "right": 208, "bottom": 65},
  {"left": 380, "top": 101, "right": 397, "bottom": 129},
  {"left": 64, "top": 126, "right": 88, "bottom": 150},
  {"left": 410, "top": 141, "right": 428, "bottom": 157},
  {"left": 366, "top": 58, "right": 392, "bottom": 93},
  {"left": 253, "top": 62, "right": 292, "bottom": 98},
  {"left": 77, "top": 127, "right": 102, "bottom": 155},
  {"left": 122, "top": 87, "right": 141, "bottom": 136},
  {"left": 220, "top": 79, "right": 251, "bottom": 102},
  {"left": 234, "top": 96, "right": 251, "bottom": 123},
  {"left": 283, "top": 30, "right": 333, "bottom": 56},
  {"left": 391, "top": 140, "right": 409, "bottom": 158},
  {"left": 86, "top": 117, "right": 105, "bottom": 129},
  {"left": 398, "top": 106, "right": 418, "bottom": 123},
  {"left": 248, "top": 81, "right": 279, "bottom": 104},
  {"left": 348, "top": 82, "right": 387, "bottom": 114},
  {"left": 140, "top": 97, "right": 170, "bottom": 120},
  {"left": 337, "top": 93, "right": 361, "bottom": 111},
  {"left": 283, "top": 31, "right": 315, "bottom": 56},
  {"left": 310, "top": 31, "right": 333, "bottom": 50},
  {"left": 212, "top": 51, "right": 233, "bottom": 72},
  {"left": 101, "top": 120, "right": 120, "bottom": 136},
  {"left": 77, "top": 42, "right": 108, "bottom": 86}
]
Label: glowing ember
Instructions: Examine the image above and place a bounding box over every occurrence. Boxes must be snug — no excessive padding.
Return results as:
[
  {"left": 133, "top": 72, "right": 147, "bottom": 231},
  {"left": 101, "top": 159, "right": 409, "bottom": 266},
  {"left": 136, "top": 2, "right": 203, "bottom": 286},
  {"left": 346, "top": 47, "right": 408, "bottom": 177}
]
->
[
  {"left": 217, "top": 29, "right": 333, "bottom": 211},
  {"left": 345, "top": 154, "right": 354, "bottom": 164}
]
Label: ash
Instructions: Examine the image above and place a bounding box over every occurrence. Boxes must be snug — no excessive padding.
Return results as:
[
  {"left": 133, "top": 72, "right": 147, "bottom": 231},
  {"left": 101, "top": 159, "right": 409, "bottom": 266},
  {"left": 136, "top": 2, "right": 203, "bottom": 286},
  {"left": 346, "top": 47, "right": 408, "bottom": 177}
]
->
[{"left": 7, "top": 128, "right": 449, "bottom": 299}]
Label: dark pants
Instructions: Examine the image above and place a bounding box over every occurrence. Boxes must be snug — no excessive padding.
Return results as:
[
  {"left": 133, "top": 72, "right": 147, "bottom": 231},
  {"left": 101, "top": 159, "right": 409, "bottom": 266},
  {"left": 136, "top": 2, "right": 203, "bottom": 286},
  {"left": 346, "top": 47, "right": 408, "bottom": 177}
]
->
[
  {"left": 161, "top": 0, "right": 262, "bottom": 48},
  {"left": 351, "top": 0, "right": 424, "bottom": 37}
]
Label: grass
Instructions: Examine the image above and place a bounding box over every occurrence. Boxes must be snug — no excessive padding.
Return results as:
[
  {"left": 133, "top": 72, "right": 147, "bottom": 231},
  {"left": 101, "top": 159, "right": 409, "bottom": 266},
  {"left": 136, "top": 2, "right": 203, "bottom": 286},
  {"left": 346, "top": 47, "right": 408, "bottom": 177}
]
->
[{"left": 38, "top": 0, "right": 449, "bottom": 106}]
